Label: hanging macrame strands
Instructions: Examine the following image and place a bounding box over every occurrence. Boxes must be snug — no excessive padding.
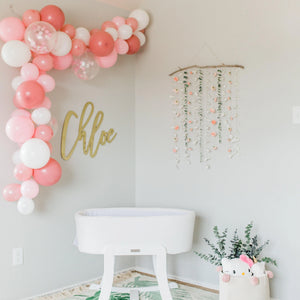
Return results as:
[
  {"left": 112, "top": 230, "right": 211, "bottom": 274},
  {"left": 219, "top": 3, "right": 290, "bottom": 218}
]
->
[{"left": 169, "top": 65, "right": 243, "bottom": 169}]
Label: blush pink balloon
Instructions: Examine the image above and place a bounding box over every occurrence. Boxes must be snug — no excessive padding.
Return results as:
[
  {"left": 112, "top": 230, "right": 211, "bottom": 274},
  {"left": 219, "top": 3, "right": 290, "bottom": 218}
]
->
[
  {"left": 20, "top": 179, "right": 39, "bottom": 198},
  {"left": 15, "top": 81, "right": 45, "bottom": 109},
  {"left": 14, "top": 163, "right": 33, "bottom": 181},
  {"left": 5, "top": 116, "right": 35, "bottom": 143},
  {"left": 40, "top": 5, "right": 65, "bottom": 30},
  {"left": 22, "top": 10, "right": 40, "bottom": 27},
  {"left": 52, "top": 53, "right": 73, "bottom": 70},
  {"left": 33, "top": 54, "right": 54, "bottom": 71},
  {"left": 3, "top": 183, "right": 21, "bottom": 202},
  {"left": 37, "top": 74, "right": 55, "bottom": 92},
  {"left": 101, "top": 21, "right": 118, "bottom": 31},
  {"left": 21, "top": 63, "right": 39, "bottom": 81},
  {"left": 112, "top": 16, "right": 125, "bottom": 28},
  {"left": 11, "top": 109, "right": 31, "bottom": 119},
  {"left": 115, "top": 39, "right": 129, "bottom": 55},
  {"left": 126, "top": 18, "right": 138, "bottom": 31},
  {"left": 33, "top": 158, "right": 61, "bottom": 186},
  {"left": 0, "top": 17, "right": 25, "bottom": 42},
  {"left": 61, "top": 24, "right": 76, "bottom": 39},
  {"left": 40, "top": 97, "right": 52, "bottom": 109},
  {"left": 71, "top": 39, "right": 86, "bottom": 56},
  {"left": 95, "top": 49, "right": 118, "bottom": 68},
  {"left": 34, "top": 125, "right": 53, "bottom": 141}
]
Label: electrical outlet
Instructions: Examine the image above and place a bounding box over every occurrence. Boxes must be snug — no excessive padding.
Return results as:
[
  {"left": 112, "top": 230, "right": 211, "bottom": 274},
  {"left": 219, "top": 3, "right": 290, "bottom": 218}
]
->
[{"left": 12, "top": 248, "right": 23, "bottom": 266}]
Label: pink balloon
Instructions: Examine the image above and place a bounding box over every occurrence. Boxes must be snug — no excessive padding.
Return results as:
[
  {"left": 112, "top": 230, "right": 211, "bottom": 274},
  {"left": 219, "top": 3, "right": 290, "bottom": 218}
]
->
[
  {"left": 11, "top": 109, "right": 31, "bottom": 119},
  {"left": 112, "top": 16, "right": 125, "bottom": 28},
  {"left": 37, "top": 74, "right": 55, "bottom": 92},
  {"left": 40, "top": 97, "right": 52, "bottom": 109},
  {"left": 40, "top": 5, "right": 65, "bottom": 30},
  {"left": 14, "top": 163, "right": 33, "bottom": 181},
  {"left": 95, "top": 49, "right": 118, "bottom": 68},
  {"left": 127, "top": 35, "right": 140, "bottom": 55},
  {"left": 5, "top": 116, "right": 35, "bottom": 143},
  {"left": 52, "top": 53, "right": 73, "bottom": 70},
  {"left": 61, "top": 24, "right": 76, "bottom": 39},
  {"left": 33, "top": 158, "right": 61, "bottom": 186},
  {"left": 3, "top": 183, "right": 21, "bottom": 202},
  {"left": 115, "top": 39, "right": 129, "bottom": 55},
  {"left": 90, "top": 28, "right": 101, "bottom": 36},
  {"left": 126, "top": 18, "right": 138, "bottom": 31},
  {"left": 0, "top": 17, "right": 25, "bottom": 42},
  {"left": 21, "top": 63, "right": 39, "bottom": 81},
  {"left": 101, "top": 21, "right": 118, "bottom": 31},
  {"left": 15, "top": 81, "right": 45, "bottom": 109},
  {"left": 22, "top": 10, "right": 40, "bottom": 27},
  {"left": 89, "top": 31, "right": 114, "bottom": 57},
  {"left": 71, "top": 39, "right": 86, "bottom": 57},
  {"left": 34, "top": 125, "right": 53, "bottom": 141},
  {"left": 20, "top": 179, "right": 39, "bottom": 198},
  {"left": 33, "top": 54, "right": 53, "bottom": 71}
]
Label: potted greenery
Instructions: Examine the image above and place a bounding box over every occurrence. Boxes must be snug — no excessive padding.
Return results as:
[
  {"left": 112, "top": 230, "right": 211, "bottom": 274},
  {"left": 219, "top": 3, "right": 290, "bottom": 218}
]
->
[{"left": 194, "top": 222, "right": 276, "bottom": 300}]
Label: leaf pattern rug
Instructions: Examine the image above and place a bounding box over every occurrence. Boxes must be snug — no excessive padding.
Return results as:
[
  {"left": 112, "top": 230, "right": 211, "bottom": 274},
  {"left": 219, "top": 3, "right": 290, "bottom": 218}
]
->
[{"left": 36, "top": 271, "right": 218, "bottom": 300}]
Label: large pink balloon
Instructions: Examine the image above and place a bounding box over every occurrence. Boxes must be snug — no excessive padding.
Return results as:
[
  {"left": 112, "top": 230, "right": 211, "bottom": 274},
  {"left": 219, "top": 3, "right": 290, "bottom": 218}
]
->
[
  {"left": 34, "top": 125, "right": 53, "bottom": 141},
  {"left": 52, "top": 53, "right": 73, "bottom": 70},
  {"left": 0, "top": 17, "right": 25, "bottom": 42},
  {"left": 33, "top": 54, "right": 53, "bottom": 71},
  {"left": 22, "top": 10, "right": 40, "bottom": 27},
  {"left": 21, "top": 63, "right": 39, "bottom": 81},
  {"left": 15, "top": 81, "right": 45, "bottom": 109},
  {"left": 95, "top": 49, "right": 118, "bottom": 68},
  {"left": 37, "top": 74, "right": 55, "bottom": 92},
  {"left": 20, "top": 179, "right": 39, "bottom": 198},
  {"left": 3, "top": 183, "right": 21, "bottom": 202},
  {"left": 33, "top": 158, "right": 62, "bottom": 186},
  {"left": 5, "top": 116, "right": 35, "bottom": 143},
  {"left": 40, "top": 5, "right": 65, "bottom": 31},
  {"left": 14, "top": 163, "right": 33, "bottom": 181},
  {"left": 89, "top": 31, "right": 114, "bottom": 57}
]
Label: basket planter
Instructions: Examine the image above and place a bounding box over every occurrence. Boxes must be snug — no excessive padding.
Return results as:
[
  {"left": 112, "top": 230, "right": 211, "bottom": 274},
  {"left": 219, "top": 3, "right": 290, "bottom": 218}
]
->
[{"left": 219, "top": 274, "right": 270, "bottom": 300}]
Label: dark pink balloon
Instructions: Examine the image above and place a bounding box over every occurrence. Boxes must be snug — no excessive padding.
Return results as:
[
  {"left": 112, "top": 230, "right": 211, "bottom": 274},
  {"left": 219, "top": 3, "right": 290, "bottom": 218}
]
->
[
  {"left": 14, "top": 163, "right": 33, "bottom": 181},
  {"left": 90, "top": 28, "right": 101, "bottom": 36},
  {"left": 33, "top": 54, "right": 54, "bottom": 71},
  {"left": 3, "top": 183, "right": 21, "bottom": 202},
  {"left": 126, "top": 18, "right": 138, "bottom": 31},
  {"left": 33, "top": 158, "right": 61, "bottom": 186},
  {"left": 61, "top": 24, "right": 75, "bottom": 39},
  {"left": 22, "top": 9, "right": 40, "bottom": 27},
  {"left": 89, "top": 31, "right": 114, "bottom": 57},
  {"left": 15, "top": 81, "right": 45, "bottom": 109},
  {"left": 71, "top": 39, "right": 86, "bottom": 56},
  {"left": 34, "top": 125, "right": 53, "bottom": 141},
  {"left": 126, "top": 35, "right": 140, "bottom": 55},
  {"left": 40, "top": 5, "right": 65, "bottom": 30}
]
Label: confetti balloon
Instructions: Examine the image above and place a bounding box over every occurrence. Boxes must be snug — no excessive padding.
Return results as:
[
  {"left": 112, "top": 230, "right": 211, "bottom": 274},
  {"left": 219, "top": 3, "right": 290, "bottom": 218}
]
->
[{"left": 72, "top": 51, "right": 99, "bottom": 80}]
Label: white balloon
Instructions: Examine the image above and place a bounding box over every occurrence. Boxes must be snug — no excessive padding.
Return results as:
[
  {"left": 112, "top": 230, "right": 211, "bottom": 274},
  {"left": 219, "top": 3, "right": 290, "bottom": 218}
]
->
[
  {"left": 31, "top": 108, "right": 51, "bottom": 125},
  {"left": 12, "top": 150, "right": 22, "bottom": 165},
  {"left": 75, "top": 27, "right": 90, "bottom": 46},
  {"left": 134, "top": 31, "right": 146, "bottom": 46},
  {"left": 1, "top": 40, "right": 31, "bottom": 67},
  {"left": 11, "top": 76, "right": 24, "bottom": 91},
  {"left": 51, "top": 32, "right": 72, "bottom": 56},
  {"left": 20, "top": 138, "right": 50, "bottom": 169},
  {"left": 17, "top": 197, "right": 35, "bottom": 215},
  {"left": 129, "top": 9, "right": 150, "bottom": 30},
  {"left": 105, "top": 28, "right": 118, "bottom": 41},
  {"left": 118, "top": 25, "right": 133, "bottom": 40}
]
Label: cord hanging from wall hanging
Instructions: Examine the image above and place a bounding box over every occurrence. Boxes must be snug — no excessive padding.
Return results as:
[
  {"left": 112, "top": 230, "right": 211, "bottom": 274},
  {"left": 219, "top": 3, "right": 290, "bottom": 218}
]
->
[{"left": 169, "top": 64, "right": 244, "bottom": 169}]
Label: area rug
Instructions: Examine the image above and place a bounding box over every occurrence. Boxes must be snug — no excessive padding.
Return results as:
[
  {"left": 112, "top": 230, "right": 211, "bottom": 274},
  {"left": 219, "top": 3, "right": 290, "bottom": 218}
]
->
[{"left": 35, "top": 271, "right": 218, "bottom": 300}]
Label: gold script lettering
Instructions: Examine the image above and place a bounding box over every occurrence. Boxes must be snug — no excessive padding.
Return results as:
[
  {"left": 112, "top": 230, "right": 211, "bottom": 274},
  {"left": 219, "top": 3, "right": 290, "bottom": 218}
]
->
[{"left": 61, "top": 101, "right": 117, "bottom": 160}]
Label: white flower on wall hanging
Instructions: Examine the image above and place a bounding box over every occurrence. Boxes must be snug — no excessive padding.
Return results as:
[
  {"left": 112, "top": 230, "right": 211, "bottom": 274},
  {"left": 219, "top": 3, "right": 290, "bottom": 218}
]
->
[{"left": 169, "top": 64, "right": 244, "bottom": 169}]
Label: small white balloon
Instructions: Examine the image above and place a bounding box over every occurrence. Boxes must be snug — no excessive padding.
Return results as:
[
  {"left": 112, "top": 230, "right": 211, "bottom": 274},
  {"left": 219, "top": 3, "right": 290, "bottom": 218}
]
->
[
  {"left": 17, "top": 197, "right": 35, "bottom": 215},
  {"left": 129, "top": 9, "right": 149, "bottom": 30},
  {"left": 134, "top": 31, "right": 146, "bottom": 46},
  {"left": 118, "top": 24, "right": 133, "bottom": 40},
  {"left": 12, "top": 150, "right": 22, "bottom": 165},
  {"left": 20, "top": 138, "right": 50, "bottom": 169},
  {"left": 51, "top": 32, "right": 72, "bottom": 56},
  {"left": 11, "top": 76, "right": 24, "bottom": 91},
  {"left": 105, "top": 28, "right": 118, "bottom": 41},
  {"left": 1, "top": 40, "right": 31, "bottom": 67},
  {"left": 31, "top": 108, "right": 51, "bottom": 125},
  {"left": 75, "top": 27, "right": 90, "bottom": 46}
]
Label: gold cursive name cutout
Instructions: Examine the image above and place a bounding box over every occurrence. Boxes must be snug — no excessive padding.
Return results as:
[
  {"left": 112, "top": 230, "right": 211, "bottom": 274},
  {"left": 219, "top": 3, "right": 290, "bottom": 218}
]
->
[{"left": 61, "top": 101, "right": 117, "bottom": 160}]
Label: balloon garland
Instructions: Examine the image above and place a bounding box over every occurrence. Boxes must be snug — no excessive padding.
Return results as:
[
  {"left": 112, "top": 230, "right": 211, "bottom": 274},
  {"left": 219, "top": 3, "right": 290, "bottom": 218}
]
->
[{"left": 0, "top": 5, "right": 149, "bottom": 215}]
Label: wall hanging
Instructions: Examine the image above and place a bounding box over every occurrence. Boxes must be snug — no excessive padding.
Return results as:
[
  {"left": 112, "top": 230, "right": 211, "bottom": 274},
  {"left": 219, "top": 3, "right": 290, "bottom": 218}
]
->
[
  {"left": 1, "top": 5, "right": 150, "bottom": 215},
  {"left": 169, "top": 64, "right": 244, "bottom": 169}
]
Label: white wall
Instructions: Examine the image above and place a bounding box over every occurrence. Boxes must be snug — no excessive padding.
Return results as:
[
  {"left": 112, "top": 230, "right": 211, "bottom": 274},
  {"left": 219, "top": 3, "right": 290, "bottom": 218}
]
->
[
  {"left": 135, "top": 0, "right": 300, "bottom": 299},
  {"left": 0, "top": 1, "right": 136, "bottom": 299}
]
